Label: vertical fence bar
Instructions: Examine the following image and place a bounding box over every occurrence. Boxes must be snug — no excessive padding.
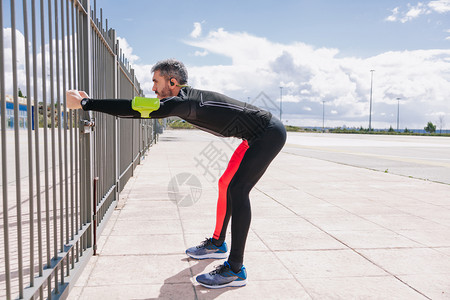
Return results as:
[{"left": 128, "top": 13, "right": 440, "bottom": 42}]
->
[
  {"left": 78, "top": 2, "right": 85, "bottom": 254},
  {"left": 31, "top": 2, "right": 44, "bottom": 297},
  {"left": 72, "top": 0, "right": 79, "bottom": 253},
  {"left": 48, "top": 0, "right": 61, "bottom": 294},
  {"left": 74, "top": 0, "right": 81, "bottom": 265},
  {"left": 67, "top": 0, "right": 74, "bottom": 244},
  {"left": 92, "top": 177, "right": 98, "bottom": 255},
  {"left": 40, "top": 0, "right": 53, "bottom": 297},
  {"left": 80, "top": 0, "right": 92, "bottom": 253},
  {"left": 23, "top": 0, "right": 35, "bottom": 288},
  {"left": 55, "top": 0, "right": 63, "bottom": 257},
  {"left": 61, "top": 0, "right": 70, "bottom": 279},
  {"left": 113, "top": 30, "right": 119, "bottom": 204},
  {"left": 31, "top": 1, "right": 44, "bottom": 299},
  {"left": 11, "top": 0, "right": 25, "bottom": 297},
  {"left": 54, "top": 0, "right": 65, "bottom": 290},
  {"left": 0, "top": 1, "right": 12, "bottom": 298}
]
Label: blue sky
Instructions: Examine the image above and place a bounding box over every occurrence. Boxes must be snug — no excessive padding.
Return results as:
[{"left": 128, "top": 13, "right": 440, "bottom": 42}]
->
[
  {"left": 3, "top": 0, "right": 450, "bottom": 129},
  {"left": 91, "top": 0, "right": 450, "bottom": 129},
  {"left": 96, "top": 0, "right": 450, "bottom": 62}
]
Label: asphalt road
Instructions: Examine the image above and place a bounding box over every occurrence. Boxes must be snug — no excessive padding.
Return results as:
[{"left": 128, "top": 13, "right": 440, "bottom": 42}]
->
[{"left": 284, "top": 132, "right": 450, "bottom": 185}]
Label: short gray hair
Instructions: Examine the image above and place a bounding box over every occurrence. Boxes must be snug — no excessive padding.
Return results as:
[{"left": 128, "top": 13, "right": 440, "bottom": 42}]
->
[{"left": 151, "top": 58, "right": 188, "bottom": 84}]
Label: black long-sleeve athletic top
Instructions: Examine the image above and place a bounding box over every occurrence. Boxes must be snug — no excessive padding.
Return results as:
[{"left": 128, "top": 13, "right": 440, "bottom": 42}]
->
[{"left": 81, "top": 86, "right": 272, "bottom": 141}]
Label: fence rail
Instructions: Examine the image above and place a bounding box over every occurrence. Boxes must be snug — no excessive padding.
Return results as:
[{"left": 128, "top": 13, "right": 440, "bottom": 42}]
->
[{"left": 1, "top": 0, "right": 159, "bottom": 299}]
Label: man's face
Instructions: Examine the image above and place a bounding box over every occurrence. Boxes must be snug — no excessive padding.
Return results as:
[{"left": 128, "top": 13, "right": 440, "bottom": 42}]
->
[{"left": 152, "top": 70, "right": 171, "bottom": 99}]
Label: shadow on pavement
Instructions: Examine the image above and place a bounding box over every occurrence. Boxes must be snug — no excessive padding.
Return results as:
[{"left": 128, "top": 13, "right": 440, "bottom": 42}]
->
[{"left": 148, "top": 258, "right": 244, "bottom": 300}]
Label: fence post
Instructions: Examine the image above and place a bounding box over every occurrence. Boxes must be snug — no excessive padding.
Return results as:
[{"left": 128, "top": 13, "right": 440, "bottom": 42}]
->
[
  {"left": 79, "top": 0, "right": 93, "bottom": 250},
  {"left": 112, "top": 29, "right": 120, "bottom": 203},
  {"left": 131, "top": 69, "right": 135, "bottom": 176}
]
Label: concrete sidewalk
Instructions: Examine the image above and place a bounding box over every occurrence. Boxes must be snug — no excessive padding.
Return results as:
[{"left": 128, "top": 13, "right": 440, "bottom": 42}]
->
[{"left": 68, "top": 130, "right": 450, "bottom": 300}]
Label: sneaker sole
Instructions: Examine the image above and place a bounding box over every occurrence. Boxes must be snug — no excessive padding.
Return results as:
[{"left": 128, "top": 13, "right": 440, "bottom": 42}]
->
[
  {"left": 186, "top": 251, "right": 228, "bottom": 260},
  {"left": 197, "top": 278, "right": 247, "bottom": 289}
]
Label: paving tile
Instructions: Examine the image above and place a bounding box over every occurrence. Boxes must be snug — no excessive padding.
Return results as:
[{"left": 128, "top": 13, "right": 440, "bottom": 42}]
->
[
  {"left": 66, "top": 286, "right": 83, "bottom": 300},
  {"left": 243, "top": 251, "right": 294, "bottom": 281},
  {"left": 364, "top": 214, "right": 449, "bottom": 231},
  {"left": 181, "top": 217, "right": 218, "bottom": 234},
  {"left": 86, "top": 254, "right": 191, "bottom": 286},
  {"left": 275, "top": 249, "right": 387, "bottom": 279},
  {"left": 358, "top": 248, "right": 450, "bottom": 275},
  {"left": 397, "top": 229, "right": 450, "bottom": 247},
  {"left": 111, "top": 219, "right": 183, "bottom": 235},
  {"left": 121, "top": 198, "right": 177, "bottom": 209},
  {"left": 337, "top": 204, "right": 406, "bottom": 216},
  {"left": 101, "top": 234, "right": 185, "bottom": 255},
  {"left": 289, "top": 204, "right": 352, "bottom": 217},
  {"left": 242, "top": 230, "right": 271, "bottom": 252},
  {"left": 435, "top": 247, "right": 450, "bottom": 257},
  {"left": 328, "top": 229, "right": 424, "bottom": 249},
  {"left": 72, "top": 283, "right": 196, "bottom": 300},
  {"left": 177, "top": 205, "right": 217, "bottom": 220},
  {"left": 398, "top": 274, "right": 450, "bottom": 300},
  {"left": 117, "top": 205, "right": 180, "bottom": 220},
  {"left": 72, "top": 256, "right": 99, "bottom": 288},
  {"left": 250, "top": 216, "right": 319, "bottom": 232},
  {"left": 396, "top": 205, "right": 450, "bottom": 227},
  {"left": 255, "top": 230, "right": 346, "bottom": 251},
  {"left": 196, "top": 279, "right": 312, "bottom": 300},
  {"left": 304, "top": 214, "right": 384, "bottom": 231},
  {"left": 300, "top": 276, "right": 427, "bottom": 300},
  {"left": 251, "top": 205, "right": 297, "bottom": 218}
]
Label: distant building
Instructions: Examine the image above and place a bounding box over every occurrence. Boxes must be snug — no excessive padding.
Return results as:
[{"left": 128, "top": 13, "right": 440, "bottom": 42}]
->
[{"left": 2, "top": 95, "right": 34, "bottom": 129}]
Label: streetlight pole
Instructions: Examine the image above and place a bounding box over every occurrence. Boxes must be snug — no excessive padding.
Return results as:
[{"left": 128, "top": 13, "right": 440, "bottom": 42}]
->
[
  {"left": 322, "top": 100, "right": 325, "bottom": 133},
  {"left": 396, "top": 97, "right": 400, "bottom": 131},
  {"left": 279, "top": 87, "right": 283, "bottom": 122},
  {"left": 369, "top": 70, "right": 375, "bottom": 131}
]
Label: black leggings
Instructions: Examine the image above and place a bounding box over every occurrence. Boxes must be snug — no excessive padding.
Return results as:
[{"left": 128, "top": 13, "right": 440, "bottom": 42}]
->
[{"left": 213, "top": 117, "right": 286, "bottom": 266}]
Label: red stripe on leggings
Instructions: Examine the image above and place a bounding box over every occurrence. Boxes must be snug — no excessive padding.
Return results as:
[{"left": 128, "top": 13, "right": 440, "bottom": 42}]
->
[{"left": 213, "top": 140, "right": 249, "bottom": 240}]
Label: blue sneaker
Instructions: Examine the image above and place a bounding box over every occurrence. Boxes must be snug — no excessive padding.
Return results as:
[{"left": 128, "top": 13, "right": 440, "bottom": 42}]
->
[
  {"left": 186, "top": 238, "right": 228, "bottom": 260},
  {"left": 196, "top": 261, "right": 247, "bottom": 289}
]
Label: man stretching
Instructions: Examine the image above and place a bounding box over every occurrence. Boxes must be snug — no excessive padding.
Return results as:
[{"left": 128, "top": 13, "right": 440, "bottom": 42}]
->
[{"left": 66, "top": 58, "right": 286, "bottom": 289}]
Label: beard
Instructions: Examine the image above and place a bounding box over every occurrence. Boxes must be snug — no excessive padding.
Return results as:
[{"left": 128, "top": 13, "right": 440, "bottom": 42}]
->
[{"left": 156, "top": 85, "right": 171, "bottom": 99}]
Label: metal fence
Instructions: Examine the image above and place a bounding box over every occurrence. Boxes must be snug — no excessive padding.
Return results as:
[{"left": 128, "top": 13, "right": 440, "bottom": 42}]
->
[{"left": 1, "top": 0, "right": 159, "bottom": 299}]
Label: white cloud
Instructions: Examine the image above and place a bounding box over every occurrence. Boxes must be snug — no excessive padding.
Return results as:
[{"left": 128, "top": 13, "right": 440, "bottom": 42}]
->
[
  {"left": 428, "top": 0, "right": 450, "bottom": 13},
  {"left": 115, "top": 37, "right": 156, "bottom": 96},
  {"left": 179, "top": 26, "right": 450, "bottom": 129},
  {"left": 190, "top": 22, "right": 203, "bottom": 38},
  {"left": 282, "top": 94, "right": 300, "bottom": 103},
  {"left": 402, "top": 3, "right": 429, "bottom": 23},
  {"left": 117, "top": 36, "right": 140, "bottom": 64},
  {"left": 386, "top": 0, "right": 450, "bottom": 23},
  {"left": 385, "top": 7, "right": 399, "bottom": 22},
  {"left": 194, "top": 50, "right": 209, "bottom": 57}
]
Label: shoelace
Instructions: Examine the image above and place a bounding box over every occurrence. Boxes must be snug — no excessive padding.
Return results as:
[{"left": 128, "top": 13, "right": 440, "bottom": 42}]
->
[
  {"left": 210, "top": 263, "right": 230, "bottom": 275},
  {"left": 197, "top": 237, "right": 212, "bottom": 249}
]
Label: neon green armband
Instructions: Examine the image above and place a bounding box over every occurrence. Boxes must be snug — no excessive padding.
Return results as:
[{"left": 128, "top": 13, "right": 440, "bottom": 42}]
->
[{"left": 131, "top": 97, "right": 160, "bottom": 118}]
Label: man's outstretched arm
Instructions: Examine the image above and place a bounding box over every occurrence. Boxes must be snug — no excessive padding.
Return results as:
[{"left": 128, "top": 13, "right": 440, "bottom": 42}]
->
[{"left": 66, "top": 90, "right": 158, "bottom": 118}]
